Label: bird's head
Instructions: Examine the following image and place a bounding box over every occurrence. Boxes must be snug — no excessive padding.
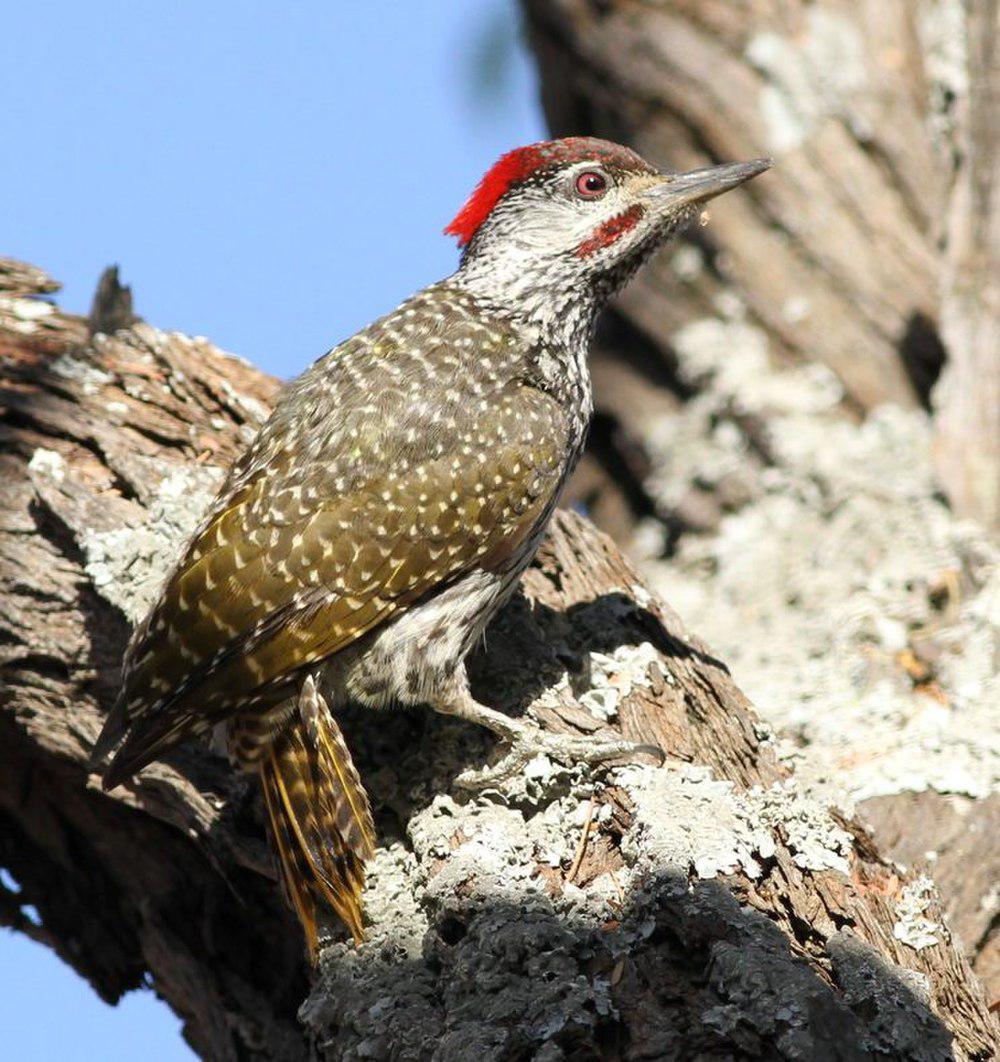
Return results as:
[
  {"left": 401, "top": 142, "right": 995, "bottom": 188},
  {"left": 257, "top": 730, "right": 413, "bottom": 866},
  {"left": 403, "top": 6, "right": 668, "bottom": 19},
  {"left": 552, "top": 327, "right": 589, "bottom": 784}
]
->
[{"left": 448, "top": 137, "right": 770, "bottom": 320}]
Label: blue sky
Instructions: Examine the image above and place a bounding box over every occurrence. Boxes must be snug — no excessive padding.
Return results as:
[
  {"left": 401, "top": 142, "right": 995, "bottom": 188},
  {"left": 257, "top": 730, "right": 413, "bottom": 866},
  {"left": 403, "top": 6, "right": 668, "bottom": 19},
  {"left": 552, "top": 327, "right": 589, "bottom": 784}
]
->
[
  {"left": 3, "top": 1, "right": 545, "bottom": 379},
  {"left": 1, "top": 2, "right": 544, "bottom": 1057}
]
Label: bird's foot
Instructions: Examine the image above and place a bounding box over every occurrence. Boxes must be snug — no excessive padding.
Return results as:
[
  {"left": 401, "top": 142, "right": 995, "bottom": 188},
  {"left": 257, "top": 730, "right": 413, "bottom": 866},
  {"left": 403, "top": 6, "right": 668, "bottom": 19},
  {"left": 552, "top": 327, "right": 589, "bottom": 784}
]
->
[
  {"left": 453, "top": 716, "right": 663, "bottom": 791},
  {"left": 431, "top": 686, "right": 662, "bottom": 791}
]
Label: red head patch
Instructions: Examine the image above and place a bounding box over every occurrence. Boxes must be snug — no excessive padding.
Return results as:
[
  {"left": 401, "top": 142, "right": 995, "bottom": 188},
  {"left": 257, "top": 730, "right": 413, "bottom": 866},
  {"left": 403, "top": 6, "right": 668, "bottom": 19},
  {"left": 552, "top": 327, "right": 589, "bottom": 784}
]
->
[{"left": 445, "top": 137, "right": 653, "bottom": 248}]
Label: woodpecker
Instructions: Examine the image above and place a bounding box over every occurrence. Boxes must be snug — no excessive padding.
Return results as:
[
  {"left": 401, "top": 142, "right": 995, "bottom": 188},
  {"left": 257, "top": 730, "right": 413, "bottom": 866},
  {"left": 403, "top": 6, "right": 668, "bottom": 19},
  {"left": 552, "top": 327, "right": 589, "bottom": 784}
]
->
[{"left": 94, "top": 137, "right": 770, "bottom": 959}]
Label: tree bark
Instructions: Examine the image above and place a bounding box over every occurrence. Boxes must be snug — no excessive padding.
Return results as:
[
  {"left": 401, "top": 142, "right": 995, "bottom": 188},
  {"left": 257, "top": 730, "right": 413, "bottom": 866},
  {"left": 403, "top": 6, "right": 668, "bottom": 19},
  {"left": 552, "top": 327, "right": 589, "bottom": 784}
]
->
[
  {"left": 521, "top": 3, "right": 1000, "bottom": 1006},
  {"left": 523, "top": 0, "right": 998, "bottom": 533},
  {"left": 1, "top": 261, "right": 996, "bottom": 1059},
  {"left": 932, "top": 0, "right": 1000, "bottom": 530}
]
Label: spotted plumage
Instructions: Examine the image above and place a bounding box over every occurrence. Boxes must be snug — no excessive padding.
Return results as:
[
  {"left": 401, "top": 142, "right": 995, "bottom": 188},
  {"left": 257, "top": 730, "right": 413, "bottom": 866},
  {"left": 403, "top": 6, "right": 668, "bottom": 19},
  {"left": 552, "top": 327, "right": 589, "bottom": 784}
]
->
[
  {"left": 102, "top": 286, "right": 575, "bottom": 768},
  {"left": 94, "top": 137, "right": 770, "bottom": 959}
]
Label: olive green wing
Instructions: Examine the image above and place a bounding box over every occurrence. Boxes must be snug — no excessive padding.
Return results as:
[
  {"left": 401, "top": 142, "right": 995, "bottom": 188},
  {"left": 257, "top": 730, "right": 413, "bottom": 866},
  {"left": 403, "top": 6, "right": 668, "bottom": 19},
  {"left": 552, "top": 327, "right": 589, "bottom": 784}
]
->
[{"left": 98, "top": 382, "right": 568, "bottom": 786}]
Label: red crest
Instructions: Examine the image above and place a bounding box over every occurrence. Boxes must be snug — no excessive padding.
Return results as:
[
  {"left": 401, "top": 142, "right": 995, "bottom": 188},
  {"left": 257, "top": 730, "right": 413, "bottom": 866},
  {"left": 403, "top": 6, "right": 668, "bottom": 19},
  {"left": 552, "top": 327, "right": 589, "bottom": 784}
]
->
[{"left": 445, "top": 138, "right": 651, "bottom": 248}]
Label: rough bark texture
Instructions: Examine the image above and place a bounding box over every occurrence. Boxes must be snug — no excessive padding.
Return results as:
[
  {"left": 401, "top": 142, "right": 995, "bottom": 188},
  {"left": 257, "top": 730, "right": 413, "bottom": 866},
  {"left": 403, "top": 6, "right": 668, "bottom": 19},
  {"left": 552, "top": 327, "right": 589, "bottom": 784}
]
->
[
  {"left": 620, "top": 297, "right": 1000, "bottom": 1007},
  {"left": 522, "top": 0, "right": 1000, "bottom": 1019},
  {"left": 932, "top": 0, "right": 1000, "bottom": 530},
  {"left": 1, "top": 262, "right": 997, "bottom": 1059}
]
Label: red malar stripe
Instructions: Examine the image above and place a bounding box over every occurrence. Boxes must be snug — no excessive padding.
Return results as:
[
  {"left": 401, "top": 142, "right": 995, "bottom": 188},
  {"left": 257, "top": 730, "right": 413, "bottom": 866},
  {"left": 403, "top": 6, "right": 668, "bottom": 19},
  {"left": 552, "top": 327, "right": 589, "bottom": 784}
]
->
[{"left": 575, "top": 205, "right": 645, "bottom": 258}]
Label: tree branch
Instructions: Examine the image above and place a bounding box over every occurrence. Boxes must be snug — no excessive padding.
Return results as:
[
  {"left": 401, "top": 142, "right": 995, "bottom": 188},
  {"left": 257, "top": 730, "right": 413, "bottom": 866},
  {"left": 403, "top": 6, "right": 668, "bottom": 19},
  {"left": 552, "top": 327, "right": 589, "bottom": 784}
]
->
[{"left": 1, "top": 261, "right": 996, "bottom": 1058}]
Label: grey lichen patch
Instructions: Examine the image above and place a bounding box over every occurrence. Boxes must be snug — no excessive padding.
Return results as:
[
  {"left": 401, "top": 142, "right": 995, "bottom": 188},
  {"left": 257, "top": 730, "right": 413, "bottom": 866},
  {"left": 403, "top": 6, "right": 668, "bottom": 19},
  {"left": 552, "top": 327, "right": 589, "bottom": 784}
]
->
[
  {"left": 745, "top": 8, "right": 869, "bottom": 153},
  {"left": 619, "top": 765, "right": 775, "bottom": 880},
  {"left": 411, "top": 796, "right": 543, "bottom": 904},
  {"left": 579, "top": 642, "right": 659, "bottom": 721},
  {"left": 359, "top": 843, "right": 430, "bottom": 955},
  {"left": 430, "top": 907, "right": 617, "bottom": 1051},
  {"left": 406, "top": 789, "right": 614, "bottom": 923},
  {"left": 356, "top": 760, "right": 856, "bottom": 975},
  {"left": 619, "top": 767, "right": 852, "bottom": 882},
  {"left": 80, "top": 462, "right": 223, "bottom": 620},
  {"left": 302, "top": 708, "right": 953, "bottom": 1061},
  {"left": 641, "top": 316, "right": 999, "bottom": 808},
  {"left": 303, "top": 845, "right": 443, "bottom": 1061},
  {"left": 305, "top": 785, "right": 629, "bottom": 1059},
  {"left": 752, "top": 782, "right": 853, "bottom": 874},
  {"left": 304, "top": 749, "right": 912, "bottom": 1060},
  {"left": 917, "top": 0, "right": 969, "bottom": 147},
  {"left": 531, "top": 640, "right": 660, "bottom": 726},
  {"left": 670, "top": 318, "right": 843, "bottom": 415},
  {"left": 893, "top": 877, "right": 942, "bottom": 951},
  {"left": 27, "top": 447, "right": 66, "bottom": 482}
]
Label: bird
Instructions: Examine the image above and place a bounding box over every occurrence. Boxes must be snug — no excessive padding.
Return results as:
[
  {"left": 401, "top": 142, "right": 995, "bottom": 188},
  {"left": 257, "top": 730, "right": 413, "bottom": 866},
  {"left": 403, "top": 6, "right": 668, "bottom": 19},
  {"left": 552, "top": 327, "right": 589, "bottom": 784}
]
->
[{"left": 93, "top": 137, "right": 770, "bottom": 960}]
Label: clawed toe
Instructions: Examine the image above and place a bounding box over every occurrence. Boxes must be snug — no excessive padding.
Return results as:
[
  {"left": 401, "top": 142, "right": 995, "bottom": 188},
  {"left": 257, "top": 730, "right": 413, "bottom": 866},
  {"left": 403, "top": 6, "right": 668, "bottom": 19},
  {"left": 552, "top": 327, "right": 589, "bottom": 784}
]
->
[
  {"left": 617, "top": 741, "right": 666, "bottom": 767},
  {"left": 453, "top": 726, "right": 664, "bottom": 791},
  {"left": 571, "top": 737, "right": 664, "bottom": 768}
]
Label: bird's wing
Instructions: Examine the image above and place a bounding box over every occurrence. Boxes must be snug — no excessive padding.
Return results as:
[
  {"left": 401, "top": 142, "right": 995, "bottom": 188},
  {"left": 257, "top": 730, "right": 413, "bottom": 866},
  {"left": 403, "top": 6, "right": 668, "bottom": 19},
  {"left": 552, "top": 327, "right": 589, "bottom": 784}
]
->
[{"left": 99, "top": 377, "right": 569, "bottom": 784}]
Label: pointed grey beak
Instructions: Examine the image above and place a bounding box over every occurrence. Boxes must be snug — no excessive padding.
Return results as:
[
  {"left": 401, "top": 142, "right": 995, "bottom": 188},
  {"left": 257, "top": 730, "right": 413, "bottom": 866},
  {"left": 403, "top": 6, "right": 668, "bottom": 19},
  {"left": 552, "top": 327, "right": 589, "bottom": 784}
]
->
[{"left": 645, "top": 158, "right": 772, "bottom": 210}]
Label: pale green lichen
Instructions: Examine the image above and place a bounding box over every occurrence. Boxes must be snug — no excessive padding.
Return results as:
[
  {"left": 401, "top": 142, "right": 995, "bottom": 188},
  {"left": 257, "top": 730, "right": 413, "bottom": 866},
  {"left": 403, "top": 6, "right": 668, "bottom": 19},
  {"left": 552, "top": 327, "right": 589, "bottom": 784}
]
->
[
  {"left": 745, "top": 9, "right": 868, "bottom": 153},
  {"left": 28, "top": 447, "right": 66, "bottom": 482},
  {"left": 80, "top": 463, "right": 224, "bottom": 619},
  {"left": 620, "top": 767, "right": 852, "bottom": 882},
  {"left": 643, "top": 317, "right": 1000, "bottom": 809},
  {"left": 532, "top": 641, "right": 660, "bottom": 726},
  {"left": 893, "top": 877, "right": 942, "bottom": 951}
]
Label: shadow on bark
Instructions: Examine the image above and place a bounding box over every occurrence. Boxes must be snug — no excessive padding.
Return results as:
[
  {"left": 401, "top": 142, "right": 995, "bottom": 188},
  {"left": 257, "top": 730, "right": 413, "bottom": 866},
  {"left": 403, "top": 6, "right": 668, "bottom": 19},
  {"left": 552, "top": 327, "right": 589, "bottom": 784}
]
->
[{"left": 305, "top": 875, "right": 956, "bottom": 1061}]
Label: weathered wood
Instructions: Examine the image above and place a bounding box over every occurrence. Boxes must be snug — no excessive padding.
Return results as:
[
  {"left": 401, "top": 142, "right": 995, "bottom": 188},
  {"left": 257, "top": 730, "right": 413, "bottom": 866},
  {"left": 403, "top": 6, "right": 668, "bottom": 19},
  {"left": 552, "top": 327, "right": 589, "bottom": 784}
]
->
[
  {"left": 522, "top": 0, "right": 938, "bottom": 410},
  {"left": 862, "top": 792, "right": 1000, "bottom": 1004},
  {"left": 932, "top": 0, "right": 1000, "bottom": 529},
  {"left": 520, "top": 7, "right": 1000, "bottom": 1003},
  {"left": 1, "top": 265, "right": 996, "bottom": 1058}
]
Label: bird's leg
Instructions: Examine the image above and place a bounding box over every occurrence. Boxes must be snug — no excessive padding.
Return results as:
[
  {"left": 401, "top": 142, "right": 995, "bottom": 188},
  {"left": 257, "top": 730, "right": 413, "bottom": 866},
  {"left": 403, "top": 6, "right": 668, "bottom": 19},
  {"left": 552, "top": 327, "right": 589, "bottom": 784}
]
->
[{"left": 430, "top": 680, "right": 663, "bottom": 790}]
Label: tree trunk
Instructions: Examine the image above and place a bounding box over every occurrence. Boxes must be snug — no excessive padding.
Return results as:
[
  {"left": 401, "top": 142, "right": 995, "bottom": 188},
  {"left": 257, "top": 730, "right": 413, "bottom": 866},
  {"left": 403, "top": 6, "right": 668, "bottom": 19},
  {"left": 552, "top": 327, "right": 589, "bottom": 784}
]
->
[
  {"left": 521, "top": 1, "right": 1000, "bottom": 1011},
  {"left": 523, "top": 0, "right": 998, "bottom": 533},
  {"left": 1, "top": 261, "right": 996, "bottom": 1059},
  {"left": 932, "top": 0, "right": 1000, "bottom": 530}
]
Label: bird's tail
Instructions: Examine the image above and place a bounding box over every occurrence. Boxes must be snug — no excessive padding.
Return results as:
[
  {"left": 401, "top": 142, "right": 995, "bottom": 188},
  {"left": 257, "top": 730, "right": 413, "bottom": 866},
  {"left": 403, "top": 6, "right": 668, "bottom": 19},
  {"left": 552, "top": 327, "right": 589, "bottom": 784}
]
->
[{"left": 256, "top": 684, "right": 375, "bottom": 961}]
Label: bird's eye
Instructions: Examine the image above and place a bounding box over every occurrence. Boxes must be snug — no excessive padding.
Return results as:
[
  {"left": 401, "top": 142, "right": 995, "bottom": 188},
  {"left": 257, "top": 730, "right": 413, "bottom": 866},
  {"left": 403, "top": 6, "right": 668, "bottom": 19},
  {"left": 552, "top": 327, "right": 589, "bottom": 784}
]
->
[{"left": 575, "top": 171, "right": 608, "bottom": 199}]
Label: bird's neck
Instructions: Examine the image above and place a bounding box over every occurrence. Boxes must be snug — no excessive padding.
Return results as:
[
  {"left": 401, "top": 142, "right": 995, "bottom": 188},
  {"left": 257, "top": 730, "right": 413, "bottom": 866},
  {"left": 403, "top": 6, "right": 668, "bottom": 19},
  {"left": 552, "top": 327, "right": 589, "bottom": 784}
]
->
[
  {"left": 451, "top": 256, "right": 601, "bottom": 360},
  {"left": 448, "top": 261, "right": 596, "bottom": 441}
]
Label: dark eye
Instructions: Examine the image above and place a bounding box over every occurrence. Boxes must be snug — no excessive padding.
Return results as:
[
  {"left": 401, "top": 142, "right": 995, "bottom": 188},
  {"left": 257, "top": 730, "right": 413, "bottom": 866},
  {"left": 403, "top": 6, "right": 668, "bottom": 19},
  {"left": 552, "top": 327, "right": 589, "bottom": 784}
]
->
[{"left": 575, "top": 170, "right": 608, "bottom": 198}]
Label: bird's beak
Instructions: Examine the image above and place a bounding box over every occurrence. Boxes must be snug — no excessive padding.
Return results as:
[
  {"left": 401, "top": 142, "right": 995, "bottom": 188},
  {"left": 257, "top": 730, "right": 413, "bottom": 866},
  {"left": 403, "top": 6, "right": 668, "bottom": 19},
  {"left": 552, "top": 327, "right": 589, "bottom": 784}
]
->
[{"left": 644, "top": 158, "right": 772, "bottom": 211}]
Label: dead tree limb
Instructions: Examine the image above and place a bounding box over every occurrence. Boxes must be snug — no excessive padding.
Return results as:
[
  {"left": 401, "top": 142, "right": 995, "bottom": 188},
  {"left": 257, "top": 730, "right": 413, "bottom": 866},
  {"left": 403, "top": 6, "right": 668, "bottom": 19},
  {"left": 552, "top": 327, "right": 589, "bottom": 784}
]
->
[{"left": 1, "top": 262, "right": 997, "bottom": 1059}]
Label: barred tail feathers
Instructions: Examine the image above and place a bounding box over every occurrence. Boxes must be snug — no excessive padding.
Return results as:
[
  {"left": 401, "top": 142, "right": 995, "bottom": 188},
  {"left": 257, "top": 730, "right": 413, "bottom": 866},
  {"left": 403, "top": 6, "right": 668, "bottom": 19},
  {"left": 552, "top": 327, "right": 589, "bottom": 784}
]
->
[{"left": 258, "top": 701, "right": 375, "bottom": 960}]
